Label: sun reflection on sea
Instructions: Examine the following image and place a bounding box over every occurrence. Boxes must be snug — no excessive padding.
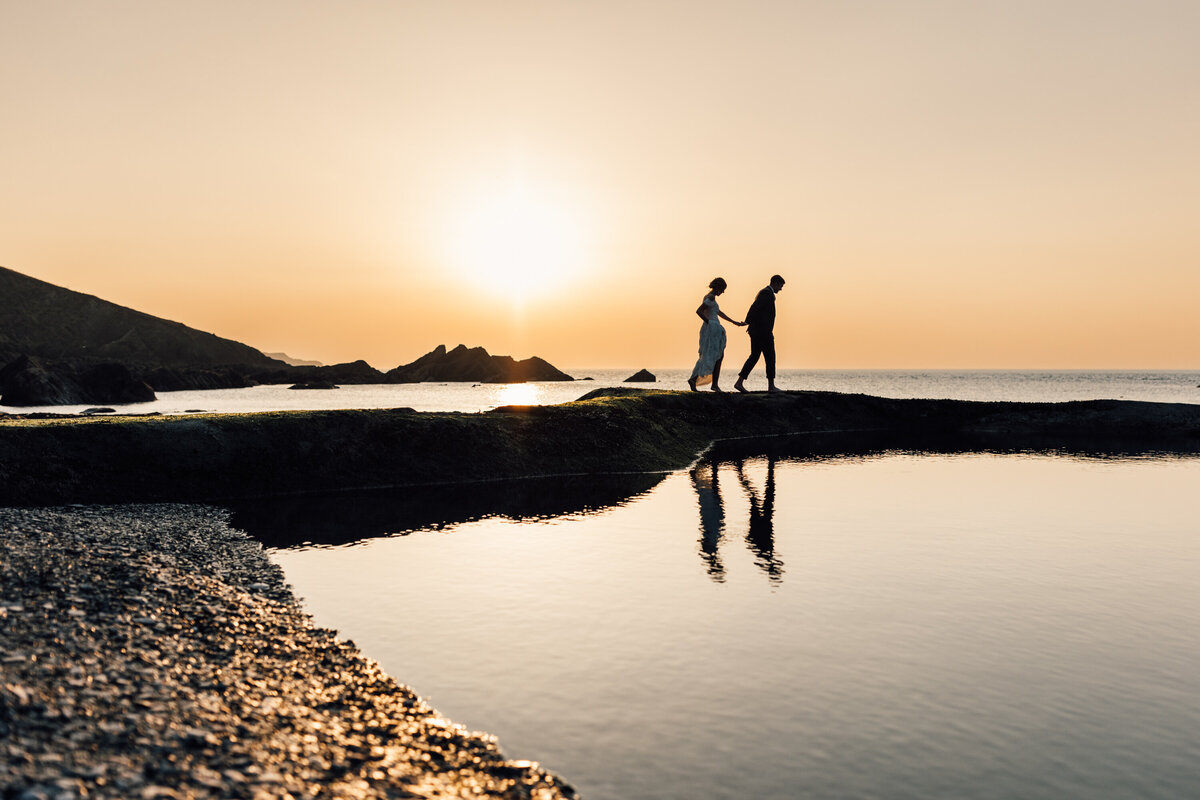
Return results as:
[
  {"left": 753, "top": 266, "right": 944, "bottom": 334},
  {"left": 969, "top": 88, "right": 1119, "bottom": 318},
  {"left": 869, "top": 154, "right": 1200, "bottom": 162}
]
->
[{"left": 496, "top": 383, "right": 541, "bottom": 406}]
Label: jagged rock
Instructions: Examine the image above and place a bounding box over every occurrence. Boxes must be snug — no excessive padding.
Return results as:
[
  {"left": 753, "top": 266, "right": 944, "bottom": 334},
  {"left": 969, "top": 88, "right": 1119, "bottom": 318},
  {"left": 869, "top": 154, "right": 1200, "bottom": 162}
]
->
[
  {"left": 624, "top": 369, "right": 656, "bottom": 383},
  {"left": 385, "top": 345, "right": 573, "bottom": 384}
]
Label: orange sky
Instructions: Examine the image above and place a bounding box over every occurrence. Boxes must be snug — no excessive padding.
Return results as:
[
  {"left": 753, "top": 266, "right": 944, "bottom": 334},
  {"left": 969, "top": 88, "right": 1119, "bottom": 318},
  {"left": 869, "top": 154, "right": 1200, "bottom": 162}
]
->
[{"left": 2, "top": 1, "right": 1198, "bottom": 370}]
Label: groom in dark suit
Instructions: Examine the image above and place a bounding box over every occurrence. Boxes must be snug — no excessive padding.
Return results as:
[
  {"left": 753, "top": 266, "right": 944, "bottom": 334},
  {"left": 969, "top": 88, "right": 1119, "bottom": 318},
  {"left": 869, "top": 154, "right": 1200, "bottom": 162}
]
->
[{"left": 733, "top": 275, "right": 785, "bottom": 393}]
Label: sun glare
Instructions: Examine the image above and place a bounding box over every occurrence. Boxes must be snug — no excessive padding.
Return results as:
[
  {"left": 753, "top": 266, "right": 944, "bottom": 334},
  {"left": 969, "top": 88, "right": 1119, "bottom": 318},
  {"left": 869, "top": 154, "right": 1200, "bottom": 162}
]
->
[
  {"left": 496, "top": 383, "right": 541, "bottom": 406},
  {"left": 444, "top": 178, "right": 588, "bottom": 304}
]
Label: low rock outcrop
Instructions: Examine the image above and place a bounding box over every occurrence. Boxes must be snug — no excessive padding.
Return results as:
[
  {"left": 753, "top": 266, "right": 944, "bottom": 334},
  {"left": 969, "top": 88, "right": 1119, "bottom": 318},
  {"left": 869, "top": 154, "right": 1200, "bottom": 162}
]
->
[
  {"left": 289, "top": 380, "right": 338, "bottom": 390},
  {"left": 141, "top": 366, "right": 259, "bottom": 392},
  {"left": 0, "top": 356, "right": 155, "bottom": 406},
  {"left": 252, "top": 359, "right": 386, "bottom": 386},
  {"left": 625, "top": 369, "right": 656, "bottom": 382}
]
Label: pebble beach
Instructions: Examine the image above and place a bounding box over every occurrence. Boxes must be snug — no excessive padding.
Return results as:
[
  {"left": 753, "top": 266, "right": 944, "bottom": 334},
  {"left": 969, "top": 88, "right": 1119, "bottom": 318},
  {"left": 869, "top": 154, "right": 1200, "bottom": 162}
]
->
[{"left": 0, "top": 505, "right": 576, "bottom": 800}]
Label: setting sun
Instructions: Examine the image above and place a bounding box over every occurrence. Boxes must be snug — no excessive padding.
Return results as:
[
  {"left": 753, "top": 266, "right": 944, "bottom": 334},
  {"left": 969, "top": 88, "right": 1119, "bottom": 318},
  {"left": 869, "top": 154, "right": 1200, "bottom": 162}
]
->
[{"left": 443, "top": 176, "right": 589, "bottom": 304}]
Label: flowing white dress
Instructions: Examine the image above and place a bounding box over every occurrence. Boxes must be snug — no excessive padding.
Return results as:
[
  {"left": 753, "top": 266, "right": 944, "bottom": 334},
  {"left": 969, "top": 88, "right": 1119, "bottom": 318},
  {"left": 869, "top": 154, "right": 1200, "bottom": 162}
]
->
[{"left": 690, "top": 295, "right": 727, "bottom": 386}]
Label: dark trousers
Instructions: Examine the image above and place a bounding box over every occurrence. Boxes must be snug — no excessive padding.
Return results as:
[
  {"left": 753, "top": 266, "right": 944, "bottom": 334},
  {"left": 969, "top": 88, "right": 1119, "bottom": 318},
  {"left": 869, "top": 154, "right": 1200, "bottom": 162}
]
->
[{"left": 739, "top": 330, "right": 775, "bottom": 382}]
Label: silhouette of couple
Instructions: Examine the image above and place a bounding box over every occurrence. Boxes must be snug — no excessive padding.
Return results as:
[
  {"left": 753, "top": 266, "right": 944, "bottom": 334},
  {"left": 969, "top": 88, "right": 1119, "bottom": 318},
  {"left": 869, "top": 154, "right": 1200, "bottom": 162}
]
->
[
  {"left": 691, "top": 456, "right": 783, "bottom": 584},
  {"left": 688, "top": 275, "right": 785, "bottom": 393}
]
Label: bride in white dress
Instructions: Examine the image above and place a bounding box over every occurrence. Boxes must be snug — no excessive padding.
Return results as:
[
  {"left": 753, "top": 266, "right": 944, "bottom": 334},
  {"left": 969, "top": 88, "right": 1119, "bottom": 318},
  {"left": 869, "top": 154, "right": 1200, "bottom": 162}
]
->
[{"left": 688, "top": 277, "right": 745, "bottom": 392}]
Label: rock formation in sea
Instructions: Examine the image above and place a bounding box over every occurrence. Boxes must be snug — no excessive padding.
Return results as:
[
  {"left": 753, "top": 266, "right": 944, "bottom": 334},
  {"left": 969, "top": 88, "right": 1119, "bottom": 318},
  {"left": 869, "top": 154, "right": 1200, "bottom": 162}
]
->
[
  {"left": 625, "top": 368, "right": 656, "bottom": 382},
  {"left": 385, "top": 344, "right": 573, "bottom": 383}
]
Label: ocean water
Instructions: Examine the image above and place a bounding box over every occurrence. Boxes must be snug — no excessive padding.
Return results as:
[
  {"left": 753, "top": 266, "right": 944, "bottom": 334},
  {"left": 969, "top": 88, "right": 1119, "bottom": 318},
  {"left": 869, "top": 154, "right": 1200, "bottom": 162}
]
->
[
  {"left": 258, "top": 452, "right": 1200, "bottom": 800},
  {"left": 5, "top": 369, "right": 1200, "bottom": 415}
]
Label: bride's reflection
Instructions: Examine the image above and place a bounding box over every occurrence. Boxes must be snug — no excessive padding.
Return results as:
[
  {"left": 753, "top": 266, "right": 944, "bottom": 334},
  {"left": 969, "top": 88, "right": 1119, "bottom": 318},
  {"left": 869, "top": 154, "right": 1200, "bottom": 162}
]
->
[
  {"left": 690, "top": 461, "right": 727, "bottom": 581},
  {"left": 691, "top": 456, "right": 783, "bottom": 584}
]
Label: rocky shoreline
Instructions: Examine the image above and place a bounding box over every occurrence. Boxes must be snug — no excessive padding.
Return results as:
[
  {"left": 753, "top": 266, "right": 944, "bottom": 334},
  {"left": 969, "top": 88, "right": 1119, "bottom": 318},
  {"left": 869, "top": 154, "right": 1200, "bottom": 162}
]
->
[{"left": 0, "top": 504, "right": 576, "bottom": 800}]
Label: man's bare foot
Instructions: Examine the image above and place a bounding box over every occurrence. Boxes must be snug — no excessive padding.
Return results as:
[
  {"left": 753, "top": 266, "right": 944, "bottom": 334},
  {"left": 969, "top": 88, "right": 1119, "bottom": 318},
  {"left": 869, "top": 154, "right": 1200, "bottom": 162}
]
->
[
  {"left": 733, "top": 379, "right": 748, "bottom": 393},
  {"left": 767, "top": 385, "right": 782, "bottom": 393},
  {"left": 711, "top": 385, "right": 723, "bottom": 392}
]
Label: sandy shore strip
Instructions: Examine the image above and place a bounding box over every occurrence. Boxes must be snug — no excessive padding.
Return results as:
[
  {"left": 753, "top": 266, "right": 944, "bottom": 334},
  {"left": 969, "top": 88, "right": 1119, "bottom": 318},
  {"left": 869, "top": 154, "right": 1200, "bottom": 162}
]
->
[{"left": 0, "top": 505, "right": 576, "bottom": 800}]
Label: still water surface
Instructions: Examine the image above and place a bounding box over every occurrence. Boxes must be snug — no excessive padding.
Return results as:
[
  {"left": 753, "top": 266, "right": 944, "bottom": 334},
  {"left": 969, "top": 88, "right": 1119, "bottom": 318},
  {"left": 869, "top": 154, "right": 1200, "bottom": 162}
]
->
[{"left": 260, "top": 453, "right": 1200, "bottom": 799}]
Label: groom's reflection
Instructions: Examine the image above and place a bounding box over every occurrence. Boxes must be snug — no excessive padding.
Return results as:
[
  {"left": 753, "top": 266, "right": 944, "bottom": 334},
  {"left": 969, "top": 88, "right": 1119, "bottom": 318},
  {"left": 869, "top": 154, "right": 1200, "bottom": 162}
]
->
[
  {"left": 691, "top": 456, "right": 783, "bottom": 584},
  {"left": 737, "top": 456, "right": 783, "bottom": 585}
]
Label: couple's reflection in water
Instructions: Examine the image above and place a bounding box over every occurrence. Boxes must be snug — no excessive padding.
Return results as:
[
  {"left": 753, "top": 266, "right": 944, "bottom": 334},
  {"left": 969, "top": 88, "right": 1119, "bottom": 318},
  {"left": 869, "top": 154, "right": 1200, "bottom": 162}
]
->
[{"left": 691, "top": 455, "right": 783, "bottom": 584}]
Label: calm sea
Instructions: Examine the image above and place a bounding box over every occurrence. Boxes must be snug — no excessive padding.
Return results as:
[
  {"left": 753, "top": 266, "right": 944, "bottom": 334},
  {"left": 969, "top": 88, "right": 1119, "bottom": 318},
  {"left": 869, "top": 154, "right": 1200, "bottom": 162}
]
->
[
  {"left": 257, "top": 451, "right": 1200, "bottom": 800},
  {"left": 6, "top": 369, "right": 1200, "bottom": 415}
]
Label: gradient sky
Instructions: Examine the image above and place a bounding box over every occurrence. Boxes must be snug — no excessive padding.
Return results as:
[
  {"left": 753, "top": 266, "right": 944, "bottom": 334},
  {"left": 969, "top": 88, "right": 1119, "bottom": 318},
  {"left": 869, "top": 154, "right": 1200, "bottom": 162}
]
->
[{"left": 3, "top": 0, "right": 1198, "bottom": 369}]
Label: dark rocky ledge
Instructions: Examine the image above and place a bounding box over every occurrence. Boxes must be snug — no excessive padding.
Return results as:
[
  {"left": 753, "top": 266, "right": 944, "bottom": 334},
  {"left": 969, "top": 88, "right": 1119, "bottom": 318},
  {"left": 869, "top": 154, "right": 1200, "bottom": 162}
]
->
[
  {"left": 0, "top": 504, "right": 577, "bottom": 799},
  {"left": 2, "top": 388, "right": 1200, "bottom": 507}
]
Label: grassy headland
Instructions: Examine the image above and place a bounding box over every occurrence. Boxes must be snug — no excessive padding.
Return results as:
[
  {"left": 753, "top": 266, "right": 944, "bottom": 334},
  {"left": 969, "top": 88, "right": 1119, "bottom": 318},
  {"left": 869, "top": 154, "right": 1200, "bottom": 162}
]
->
[{"left": 3, "top": 387, "right": 1200, "bottom": 506}]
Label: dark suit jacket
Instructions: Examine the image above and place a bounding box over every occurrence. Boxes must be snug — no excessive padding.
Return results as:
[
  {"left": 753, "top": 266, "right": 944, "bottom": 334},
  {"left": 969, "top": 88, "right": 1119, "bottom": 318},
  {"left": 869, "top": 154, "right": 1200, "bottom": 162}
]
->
[{"left": 745, "top": 287, "right": 776, "bottom": 335}]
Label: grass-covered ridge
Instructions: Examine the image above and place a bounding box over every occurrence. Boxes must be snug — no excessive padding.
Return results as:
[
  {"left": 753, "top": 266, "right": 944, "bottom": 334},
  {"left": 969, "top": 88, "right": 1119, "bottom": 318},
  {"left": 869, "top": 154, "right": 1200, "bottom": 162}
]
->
[{"left": 3, "top": 388, "right": 1200, "bottom": 506}]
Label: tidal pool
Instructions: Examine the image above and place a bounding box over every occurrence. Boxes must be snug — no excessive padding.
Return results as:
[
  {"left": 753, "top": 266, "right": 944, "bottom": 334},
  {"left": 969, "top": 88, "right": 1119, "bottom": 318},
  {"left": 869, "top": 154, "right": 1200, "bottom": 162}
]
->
[{"left": 253, "top": 451, "right": 1200, "bottom": 799}]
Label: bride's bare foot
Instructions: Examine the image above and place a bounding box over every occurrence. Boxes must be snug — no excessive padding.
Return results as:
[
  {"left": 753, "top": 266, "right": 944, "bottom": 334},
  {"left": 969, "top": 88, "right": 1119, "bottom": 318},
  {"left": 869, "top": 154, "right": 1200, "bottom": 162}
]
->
[{"left": 687, "top": 377, "right": 698, "bottom": 392}]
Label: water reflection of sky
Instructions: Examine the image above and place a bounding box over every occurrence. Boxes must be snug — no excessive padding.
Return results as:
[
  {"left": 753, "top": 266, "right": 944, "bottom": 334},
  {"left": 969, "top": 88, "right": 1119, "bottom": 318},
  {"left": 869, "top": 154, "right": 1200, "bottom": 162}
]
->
[{"left": 265, "top": 453, "right": 1200, "bottom": 800}]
